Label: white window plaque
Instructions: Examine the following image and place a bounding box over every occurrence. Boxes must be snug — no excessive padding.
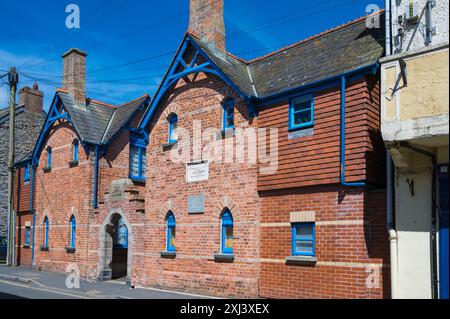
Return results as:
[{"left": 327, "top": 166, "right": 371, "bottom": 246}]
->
[{"left": 186, "top": 161, "right": 209, "bottom": 183}]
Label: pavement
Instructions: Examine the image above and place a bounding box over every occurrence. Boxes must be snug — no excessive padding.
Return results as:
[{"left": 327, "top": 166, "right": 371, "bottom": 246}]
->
[{"left": 0, "top": 265, "right": 212, "bottom": 299}]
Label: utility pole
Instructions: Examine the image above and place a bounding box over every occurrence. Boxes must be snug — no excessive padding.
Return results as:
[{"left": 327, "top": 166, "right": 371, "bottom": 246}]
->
[{"left": 6, "top": 67, "right": 18, "bottom": 267}]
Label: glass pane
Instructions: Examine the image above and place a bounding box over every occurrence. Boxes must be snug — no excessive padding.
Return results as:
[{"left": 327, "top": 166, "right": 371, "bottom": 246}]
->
[
  {"left": 293, "top": 99, "right": 311, "bottom": 112},
  {"left": 295, "top": 240, "right": 313, "bottom": 253},
  {"left": 170, "top": 122, "right": 178, "bottom": 142},
  {"left": 130, "top": 147, "right": 140, "bottom": 177},
  {"left": 141, "top": 150, "right": 147, "bottom": 177},
  {"left": 293, "top": 109, "right": 312, "bottom": 126},
  {"left": 169, "top": 227, "right": 176, "bottom": 248},
  {"left": 296, "top": 225, "right": 313, "bottom": 240},
  {"left": 225, "top": 227, "right": 233, "bottom": 249}
]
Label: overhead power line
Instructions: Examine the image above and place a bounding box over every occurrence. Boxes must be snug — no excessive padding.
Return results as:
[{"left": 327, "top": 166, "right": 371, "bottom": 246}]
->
[{"left": 18, "top": 0, "right": 114, "bottom": 70}]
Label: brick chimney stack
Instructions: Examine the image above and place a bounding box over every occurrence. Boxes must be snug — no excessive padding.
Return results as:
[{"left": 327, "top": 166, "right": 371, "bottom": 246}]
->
[
  {"left": 19, "top": 83, "right": 43, "bottom": 114},
  {"left": 62, "top": 48, "right": 87, "bottom": 104},
  {"left": 189, "top": 0, "right": 225, "bottom": 52}
]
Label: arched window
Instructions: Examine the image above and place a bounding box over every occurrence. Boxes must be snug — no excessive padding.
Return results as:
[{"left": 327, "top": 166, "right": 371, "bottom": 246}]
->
[
  {"left": 73, "top": 139, "right": 79, "bottom": 162},
  {"left": 166, "top": 212, "right": 176, "bottom": 252},
  {"left": 69, "top": 215, "right": 76, "bottom": 248},
  {"left": 222, "top": 99, "right": 235, "bottom": 131},
  {"left": 114, "top": 217, "right": 128, "bottom": 248},
  {"left": 168, "top": 114, "right": 178, "bottom": 144},
  {"left": 43, "top": 216, "right": 49, "bottom": 247},
  {"left": 221, "top": 209, "right": 234, "bottom": 254},
  {"left": 46, "top": 147, "right": 52, "bottom": 168}
]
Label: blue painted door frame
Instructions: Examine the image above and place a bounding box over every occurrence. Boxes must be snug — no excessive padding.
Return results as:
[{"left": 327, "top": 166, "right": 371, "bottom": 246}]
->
[{"left": 439, "top": 164, "right": 449, "bottom": 299}]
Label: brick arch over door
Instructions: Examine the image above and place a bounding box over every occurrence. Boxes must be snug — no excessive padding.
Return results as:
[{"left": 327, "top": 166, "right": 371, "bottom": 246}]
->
[{"left": 97, "top": 208, "right": 133, "bottom": 284}]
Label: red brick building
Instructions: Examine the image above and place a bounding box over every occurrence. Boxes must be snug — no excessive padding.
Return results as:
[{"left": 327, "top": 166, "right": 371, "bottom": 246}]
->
[{"left": 14, "top": 0, "right": 389, "bottom": 298}]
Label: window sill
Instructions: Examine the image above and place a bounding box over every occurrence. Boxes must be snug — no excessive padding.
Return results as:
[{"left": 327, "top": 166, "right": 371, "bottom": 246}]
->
[
  {"left": 65, "top": 247, "right": 76, "bottom": 254},
  {"left": 285, "top": 256, "right": 317, "bottom": 265},
  {"left": 68, "top": 160, "right": 79, "bottom": 167},
  {"left": 162, "top": 141, "right": 178, "bottom": 151},
  {"left": 40, "top": 245, "right": 49, "bottom": 252},
  {"left": 43, "top": 167, "right": 51, "bottom": 173},
  {"left": 214, "top": 253, "right": 235, "bottom": 263},
  {"left": 160, "top": 251, "right": 176, "bottom": 259},
  {"left": 130, "top": 177, "right": 146, "bottom": 184}
]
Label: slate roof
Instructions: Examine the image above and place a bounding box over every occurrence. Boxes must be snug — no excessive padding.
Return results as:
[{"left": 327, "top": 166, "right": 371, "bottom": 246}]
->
[
  {"left": 57, "top": 91, "right": 150, "bottom": 145},
  {"left": 191, "top": 12, "right": 385, "bottom": 99}
]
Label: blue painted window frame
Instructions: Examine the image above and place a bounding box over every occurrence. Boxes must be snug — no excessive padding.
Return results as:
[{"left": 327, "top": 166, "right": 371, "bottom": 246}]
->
[
  {"left": 221, "top": 210, "right": 234, "bottom": 255},
  {"left": 73, "top": 139, "right": 79, "bottom": 161},
  {"left": 24, "top": 163, "right": 30, "bottom": 183},
  {"left": 292, "top": 223, "right": 315, "bottom": 257},
  {"left": 47, "top": 147, "right": 52, "bottom": 168},
  {"left": 168, "top": 114, "right": 178, "bottom": 144},
  {"left": 288, "top": 94, "right": 314, "bottom": 131},
  {"left": 114, "top": 217, "right": 128, "bottom": 248},
  {"left": 129, "top": 137, "right": 147, "bottom": 182},
  {"left": 222, "top": 99, "right": 235, "bottom": 131},
  {"left": 25, "top": 226, "right": 31, "bottom": 246},
  {"left": 44, "top": 216, "right": 49, "bottom": 247},
  {"left": 69, "top": 216, "right": 76, "bottom": 249},
  {"left": 166, "top": 212, "right": 176, "bottom": 252}
]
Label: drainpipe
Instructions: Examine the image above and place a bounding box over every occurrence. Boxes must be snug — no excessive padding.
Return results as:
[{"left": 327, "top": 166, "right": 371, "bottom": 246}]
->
[
  {"left": 93, "top": 145, "right": 99, "bottom": 209},
  {"left": 340, "top": 76, "right": 366, "bottom": 188},
  {"left": 400, "top": 142, "right": 439, "bottom": 299},
  {"left": 30, "top": 164, "right": 36, "bottom": 266},
  {"left": 386, "top": 152, "right": 399, "bottom": 298},
  {"left": 385, "top": 0, "right": 392, "bottom": 56}
]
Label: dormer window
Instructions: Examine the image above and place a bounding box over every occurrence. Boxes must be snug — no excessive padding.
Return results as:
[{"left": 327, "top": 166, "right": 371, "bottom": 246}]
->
[{"left": 168, "top": 114, "right": 178, "bottom": 144}]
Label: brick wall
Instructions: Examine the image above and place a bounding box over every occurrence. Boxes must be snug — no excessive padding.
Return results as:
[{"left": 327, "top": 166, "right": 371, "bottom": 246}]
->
[
  {"left": 33, "top": 121, "right": 94, "bottom": 273},
  {"left": 15, "top": 212, "right": 33, "bottom": 266},
  {"left": 259, "top": 186, "right": 389, "bottom": 299},
  {"left": 133, "top": 73, "right": 261, "bottom": 298}
]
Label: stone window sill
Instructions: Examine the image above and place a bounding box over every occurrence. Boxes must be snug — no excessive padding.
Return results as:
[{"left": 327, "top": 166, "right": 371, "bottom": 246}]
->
[
  {"left": 214, "top": 253, "right": 235, "bottom": 263},
  {"left": 160, "top": 251, "right": 176, "bottom": 259},
  {"left": 65, "top": 246, "right": 76, "bottom": 254},
  {"left": 40, "top": 245, "right": 49, "bottom": 252},
  {"left": 43, "top": 167, "right": 51, "bottom": 173},
  {"left": 285, "top": 256, "right": 317, "bottom": 265},
  {"left": 68, "top": 160, "right": 79, "bottom": 167},
  {"left": 162, "top": 141, "right": 178, "bottom": 151}
]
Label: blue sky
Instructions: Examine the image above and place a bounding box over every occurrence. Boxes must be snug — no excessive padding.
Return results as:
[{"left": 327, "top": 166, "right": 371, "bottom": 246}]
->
[{"left": 0, "top": 0, "right": 384, "bottom": 110}]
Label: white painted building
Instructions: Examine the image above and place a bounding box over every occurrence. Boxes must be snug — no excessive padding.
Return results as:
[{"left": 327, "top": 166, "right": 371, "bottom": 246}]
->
[{"left": 381, "top": 0, "right": 449, "bottom": 299}]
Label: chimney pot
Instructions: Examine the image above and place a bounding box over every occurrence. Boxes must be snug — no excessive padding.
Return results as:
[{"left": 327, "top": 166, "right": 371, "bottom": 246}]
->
[{"left": 33, "top": 83, "right": 38, "bottom": 91}]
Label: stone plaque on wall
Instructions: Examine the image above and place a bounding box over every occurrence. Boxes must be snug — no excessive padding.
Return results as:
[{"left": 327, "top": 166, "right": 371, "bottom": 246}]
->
[
  {"left": 186, "top": 161, "right": 209, "bottom": 183},
  {"left": 188, "top": 194, "right": 205, "bottom": 214},
  {"left": 109, "top": 179, "right": 134, "bottom": 202}
]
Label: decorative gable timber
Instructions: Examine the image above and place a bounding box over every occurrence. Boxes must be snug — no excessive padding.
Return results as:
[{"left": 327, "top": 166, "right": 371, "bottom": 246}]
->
[
  {"left": 138, "top": 34, "right": 254, "bottom": 131},
  {"left": 31, "top": 93, "right": 85, "bottom": 166}
]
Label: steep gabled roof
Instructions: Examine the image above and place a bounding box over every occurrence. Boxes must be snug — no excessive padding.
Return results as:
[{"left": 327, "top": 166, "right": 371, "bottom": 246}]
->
[
  {"left": 191, "top": 11, "right": 385, "bottom": 99},
  {"left": 57, "top": 91, "right": 150, "bottom": 145}
]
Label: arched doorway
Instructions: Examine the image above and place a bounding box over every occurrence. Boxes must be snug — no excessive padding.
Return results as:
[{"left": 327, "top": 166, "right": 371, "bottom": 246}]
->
[
  {"left": 98, "top": 210, "right": 132, "bottom": 284},
  {"left": 111, "top": 215, "right": 128, "bottom": 279}
]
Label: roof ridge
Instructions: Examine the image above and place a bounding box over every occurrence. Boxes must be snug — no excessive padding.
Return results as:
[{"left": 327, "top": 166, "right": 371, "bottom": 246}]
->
[
  {"left": 88, "top": 99, "right": 117, "bottom": 109},
  {"left": 119, "top": 94, "right": 150, "bottom": 108},
  {"left": 244, "top": 10, "right": 385, "bottom": 64}
]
